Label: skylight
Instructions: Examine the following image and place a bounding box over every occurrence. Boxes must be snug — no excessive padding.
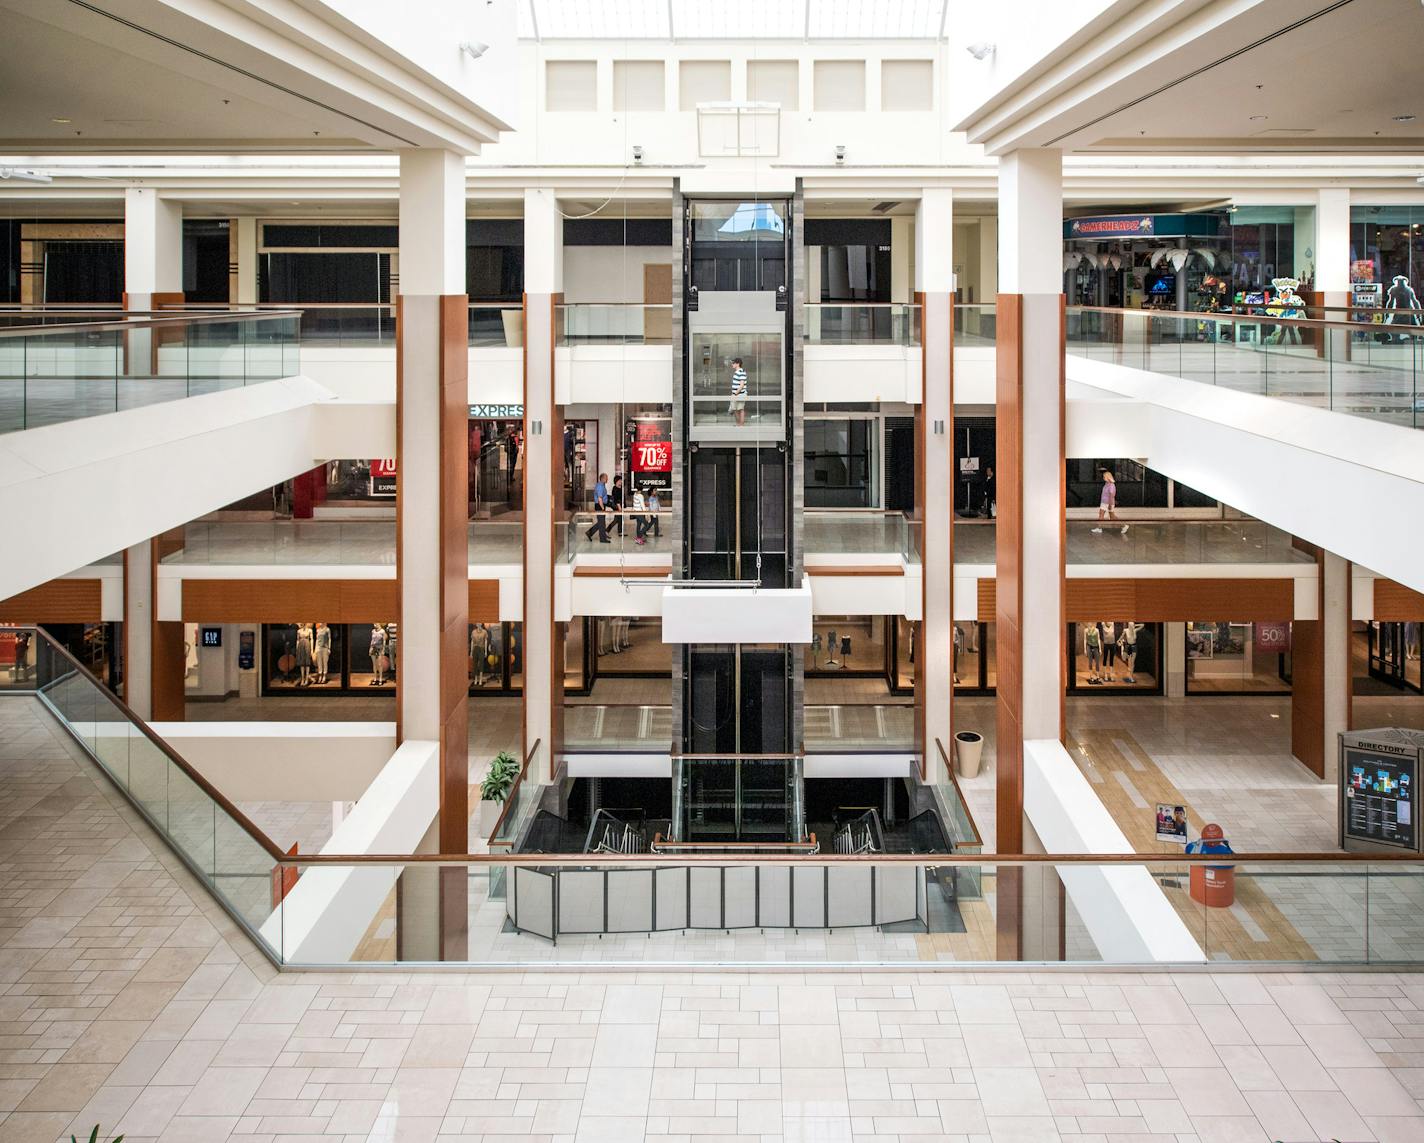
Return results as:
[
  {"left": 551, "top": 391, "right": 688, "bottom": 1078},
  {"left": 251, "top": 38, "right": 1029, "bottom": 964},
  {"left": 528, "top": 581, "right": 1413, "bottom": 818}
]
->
[{"left": 516, "top": 0, "right": 949, "bottom": 41}]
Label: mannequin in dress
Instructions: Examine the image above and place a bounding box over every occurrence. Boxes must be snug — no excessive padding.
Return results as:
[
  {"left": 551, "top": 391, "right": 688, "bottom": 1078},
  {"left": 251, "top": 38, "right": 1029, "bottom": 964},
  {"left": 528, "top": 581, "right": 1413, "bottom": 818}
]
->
[
  {"left": 370, "top": 624, "right": 389, "bottom": 685},
  {"left": 296, "top": 623, "right": 314, "bottom": 687},
  {"left": 314, "top": 622, "right": 332, "bottom": 683},
  {"left": 469, "top": 623, "right": 490, "bottom": 686}
]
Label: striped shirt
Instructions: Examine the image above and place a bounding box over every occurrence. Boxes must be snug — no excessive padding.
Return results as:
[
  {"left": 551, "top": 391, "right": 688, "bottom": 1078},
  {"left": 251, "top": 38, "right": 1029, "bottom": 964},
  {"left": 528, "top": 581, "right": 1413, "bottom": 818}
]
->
[{"left": 731, "top": 366, "right": 748, "bottom": 396}]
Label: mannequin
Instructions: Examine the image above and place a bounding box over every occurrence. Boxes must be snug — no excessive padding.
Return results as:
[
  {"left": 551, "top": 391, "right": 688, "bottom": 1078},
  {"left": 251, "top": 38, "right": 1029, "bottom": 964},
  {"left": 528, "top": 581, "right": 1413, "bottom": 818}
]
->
[
  {"left": 314, "top": 622, "right": 332, "bottom": 684},
  {"left": 369, "top": 624, "right": 389, "bottom": 686},
  {"left": 296, "top": 623, "right": 314, "bottom": 687},
  {"left": 469, "top": 623, "right": 490, "bottom": 686}
]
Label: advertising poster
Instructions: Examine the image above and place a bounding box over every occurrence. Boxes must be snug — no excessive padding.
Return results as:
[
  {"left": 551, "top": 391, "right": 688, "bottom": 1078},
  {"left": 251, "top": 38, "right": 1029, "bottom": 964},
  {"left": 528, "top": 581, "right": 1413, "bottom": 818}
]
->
[
  {"left": 1252, "top": 622, "right": 1291, "bottom": 654},
  {"left": 630, "top": 418, "right": 672, "bottom": 493},
  {"left": 370, "top": 458, "right": 397, "bottom": 498},
  {"left": 1344, "top": 746, "right": 1416, "bottom": 849},
  {"left": 1155, "top": 803, "right": 1188, "bottom": 844}
]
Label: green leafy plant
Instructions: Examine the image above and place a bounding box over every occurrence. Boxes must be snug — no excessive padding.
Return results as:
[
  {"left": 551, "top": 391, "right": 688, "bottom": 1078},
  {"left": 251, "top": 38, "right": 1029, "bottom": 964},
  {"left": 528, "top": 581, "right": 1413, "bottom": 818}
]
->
[
  {"left": 73, "top": 1129, "right": 122, "bottom": 1143},
  {"left": 479, "top": 750, "right": 521, "bottom": 803}
]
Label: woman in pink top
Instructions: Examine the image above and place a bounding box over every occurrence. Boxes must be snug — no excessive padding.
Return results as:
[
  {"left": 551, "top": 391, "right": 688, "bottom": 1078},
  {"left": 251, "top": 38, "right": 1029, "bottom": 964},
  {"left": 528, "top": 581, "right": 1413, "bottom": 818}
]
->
[{"left": 1091, "top": 470, "right": 1129, "bottom": 534}]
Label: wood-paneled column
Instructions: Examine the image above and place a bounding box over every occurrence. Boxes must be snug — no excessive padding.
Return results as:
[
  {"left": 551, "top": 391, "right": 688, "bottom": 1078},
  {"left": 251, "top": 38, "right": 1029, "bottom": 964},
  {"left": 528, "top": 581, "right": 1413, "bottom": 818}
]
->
[
  {"left": 395, "top": 149, "right": 469, "bottom": 960},
  {"left": 995, "top": 149, "right": 1066, "bottom": 960}
]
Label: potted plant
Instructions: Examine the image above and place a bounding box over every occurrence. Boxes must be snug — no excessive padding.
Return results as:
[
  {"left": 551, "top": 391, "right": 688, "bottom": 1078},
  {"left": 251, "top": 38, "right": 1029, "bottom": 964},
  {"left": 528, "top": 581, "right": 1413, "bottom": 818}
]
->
[{"left": 477, "top": 750, "right": 520, "bottom": 838}]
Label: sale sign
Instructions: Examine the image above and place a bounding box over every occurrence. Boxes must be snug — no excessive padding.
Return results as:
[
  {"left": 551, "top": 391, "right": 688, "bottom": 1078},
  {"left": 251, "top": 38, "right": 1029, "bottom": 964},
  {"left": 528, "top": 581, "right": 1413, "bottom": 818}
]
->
[
  {"left": 370, "top": 458, "right": 397, "bottom": 497},
  {"left": 632, "top": 440, "right": 671, "bottom": 473},
  {"left": 1253, "top": 622, "right": 1291, "bottom": 653}
]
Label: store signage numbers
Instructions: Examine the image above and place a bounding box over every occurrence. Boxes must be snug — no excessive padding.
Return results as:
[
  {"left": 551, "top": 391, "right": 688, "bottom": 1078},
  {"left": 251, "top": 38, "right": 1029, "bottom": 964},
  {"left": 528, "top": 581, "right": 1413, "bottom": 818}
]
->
[
  {"left": 632, "top": 440, "right": 672, "bottom": 472},
  {"left": 1253, "top": 621, "right": 1291, "bottom": 652},
  {"left": 370, "top": 458, "right": 397, "bottom": 498}
]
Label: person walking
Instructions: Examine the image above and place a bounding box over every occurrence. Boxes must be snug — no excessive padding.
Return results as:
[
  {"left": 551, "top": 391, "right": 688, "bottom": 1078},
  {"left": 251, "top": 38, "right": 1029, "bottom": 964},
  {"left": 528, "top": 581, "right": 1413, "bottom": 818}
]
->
[
  {"left": 981, "top": 464, "right": 996, "bottom": 518},
  {"left": 585, "top": 472, "right": 611, "bottom": 543},
  {"left": 609, "top": 475, "right": 625, "bottom": 536},
  {"left": 1091, "top": 469, "right": 1128, "bottom": 534},
  {"left": 647, "top": 489, "right": 662, "bottom": 538},
  {"left": 631, "top": 486, "right": 649, "bottom": 545},
  {"left": 729, "top": 356, "right": 748, "bottom": 426}
]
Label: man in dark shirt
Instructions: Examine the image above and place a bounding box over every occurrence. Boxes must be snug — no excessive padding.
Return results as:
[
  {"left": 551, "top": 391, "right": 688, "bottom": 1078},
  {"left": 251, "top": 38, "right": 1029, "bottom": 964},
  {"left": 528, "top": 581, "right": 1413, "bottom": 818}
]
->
[{"left": 609, "top": 475, "right": 625, "bottom": 535}]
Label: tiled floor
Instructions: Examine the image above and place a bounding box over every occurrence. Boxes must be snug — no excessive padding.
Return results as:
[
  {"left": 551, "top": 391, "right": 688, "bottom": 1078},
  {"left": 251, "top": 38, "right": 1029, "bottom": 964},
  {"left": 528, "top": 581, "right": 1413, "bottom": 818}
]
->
[{"left": 3, "top": 692, "right": 1424, "bottom": 1142}]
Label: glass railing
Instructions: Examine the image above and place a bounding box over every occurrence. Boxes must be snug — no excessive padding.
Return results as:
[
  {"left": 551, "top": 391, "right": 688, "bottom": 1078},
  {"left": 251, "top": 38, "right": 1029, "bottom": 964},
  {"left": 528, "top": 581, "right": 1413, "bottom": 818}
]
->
[
  {"left": 564, "top": 703, "right": 675, "bottom": 751},
  {"left": 953, "top": 302, "right": 997, "bottom": 347},
  {"left": 469, "top": 302, "right": 524, "bottom": 347},
  {"left": 1066, "top": 307, "right": 1424, "bottom": 429},
  {"left": 160, "top": 519, "right": 524, "bottom": 567},
  {"left": 19, "top": 626, "right": 285, "bottom": 957},
  {"left": 806, "top": 303, "right": 921, "bottom": 346},
  {"left": 805, "top": 510, "right": 916, "bottom": 562},
  {"left": 564, "top": 510, "right": 673, "bottom": 560},
  {"left": 0, "top": 310, "right": 300, "bottom": 433},
  {"left": 951, "top": 518, "right": 1311, "bottom": 566},
  {"left": 555, "top": 303, "right": 674, "bottom": 346},
  {"left": 803, "top": 703, "right": 913, "bottom": 751},
  {"left": 13, "top": 626, "right": 1424, "bottom": 969},
  {"left": 228, "top": 854, "right": 1424, "bottom": 967}
]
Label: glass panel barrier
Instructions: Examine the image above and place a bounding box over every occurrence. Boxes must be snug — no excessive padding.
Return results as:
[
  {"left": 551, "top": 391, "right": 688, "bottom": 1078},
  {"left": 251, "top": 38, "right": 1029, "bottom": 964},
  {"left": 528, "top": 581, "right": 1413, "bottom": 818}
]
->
[
  {"left": 564, "top": 510, "right": 673, "bottom": 559},
  {"left": 237, "top": 854, "right": 1424, "bottom": 968},
  {"left": 804, "top": 510, "right": 909, "bottom": 558},
  {"left": 1066, "top": 307, "right": 1422, "bottom": 430},
  {"left": 805, "top": 304, "right": 921, "bottom": 346},
  {"left": 162, "top": 520, "right": 524, "bottom": 568},
  {"left": 953, "top": 519, "right": 1311, "bottom": 568},
  {"left": 555, "top": 303, "right": 673, "bottom": 346},
  {"left": 470, "top": 303, "right": 524, "bottom": 348},
  {"left": 0, "top": 311, "right": 301, "bottom": 434},
  {"left": 953, "top": 303, "right": 997, "bottom": 347},
  {"left": 24, "top": 626, "right": 284, "bottom": 961}
]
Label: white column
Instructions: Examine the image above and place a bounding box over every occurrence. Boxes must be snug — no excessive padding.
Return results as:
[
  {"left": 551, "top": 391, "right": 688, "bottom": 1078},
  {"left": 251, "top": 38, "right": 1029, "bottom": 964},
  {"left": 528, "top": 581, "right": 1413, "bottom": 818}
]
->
[
  {"left": 1323, "top": 552, "right": 1350, "bottom": 778},
  {"left": 916, "top": 188, "right": 954, "bottom": 784},
  {"left": 236, "top": 217, "right": 259, "bottom": 304},
  {"left": 123, "top": 187, "right": 183, "bottom": 305},
  {"left": 1316, "top": 188, "right": 1352, "bottom": 299},
  {"left": 524, "top": 187, "right": 562, "bottom": 785},
  {"left": 1000, "top": 149, "right": 1064, "bottom": 745},
  {"left": 122, "top": 189, "right": 182, "bottom": 717}
]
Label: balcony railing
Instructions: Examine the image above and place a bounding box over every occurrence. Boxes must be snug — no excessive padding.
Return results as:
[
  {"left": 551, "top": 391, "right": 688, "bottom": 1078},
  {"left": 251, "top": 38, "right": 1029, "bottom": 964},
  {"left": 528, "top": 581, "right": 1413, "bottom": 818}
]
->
[
  {"left": 0, "top": 309, "right": 300, "bottom": 433},
  {"left": 806, "top": 303, "right": 921, "bottom": 346},
  {"left": 555, "top": 302, "right": 673, "bottom": 346},
  {"left": 1066, "top": 306, "right": 1423, "bottom": 430},
  {"left": 161, "top": 519, "right": 524, "bottom": 568},
  {"left": 16, "top": 623, "right": 1424, "bottom": 968},
  {"left": 804, "top": 510, "right": 917, "bottom": 562}
]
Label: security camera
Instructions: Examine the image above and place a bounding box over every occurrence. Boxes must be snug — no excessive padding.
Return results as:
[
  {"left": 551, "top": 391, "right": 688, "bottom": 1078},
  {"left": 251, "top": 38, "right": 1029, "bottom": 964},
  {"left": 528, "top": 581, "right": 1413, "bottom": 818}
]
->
[
  {"left": 459, "top": 40, "right": 489, "bottom": 60},
  {"left": 966, "top": 42, "right": 996, "bottom": 61}
]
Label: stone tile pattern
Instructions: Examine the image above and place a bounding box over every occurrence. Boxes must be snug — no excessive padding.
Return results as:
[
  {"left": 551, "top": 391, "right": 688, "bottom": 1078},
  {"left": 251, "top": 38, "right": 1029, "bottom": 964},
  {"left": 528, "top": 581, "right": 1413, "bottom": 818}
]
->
[{"left": 4, "top": 696, "right": 1424, "bottom": 1143}]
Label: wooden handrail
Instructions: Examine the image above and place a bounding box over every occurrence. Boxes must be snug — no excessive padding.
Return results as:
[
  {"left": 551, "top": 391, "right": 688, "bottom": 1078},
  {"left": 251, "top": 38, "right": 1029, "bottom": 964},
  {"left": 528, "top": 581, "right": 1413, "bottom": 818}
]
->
[
  {"left": 22, "top": 626, "right": 287, "bottom": 860},
  {"left": 935, "top": 738, "right": 985, "bottom": 849},
  {"left": 486, "top": 738, "right": 541, "bottom": 845}
]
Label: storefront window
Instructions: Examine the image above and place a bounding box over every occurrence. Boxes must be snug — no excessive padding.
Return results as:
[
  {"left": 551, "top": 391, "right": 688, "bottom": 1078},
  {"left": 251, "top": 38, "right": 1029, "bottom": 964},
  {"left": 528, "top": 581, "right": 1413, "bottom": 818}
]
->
[
  {"left": 1228, "top": 207, "right": 1303, "bottom": 294},
  {"left": 470, "top": 420, "right": 523, "bottom": 518},
  {"left": 1184, "top": 621, "right": 1289, "bottom": 694},
  {"left": 1358, "top": 621, "right": 1423, "bottom": 696},
  {"left": 468, "top": 623, "right": 524, "bottom": 694},
  {"left": 591, "top": 617, "right": 670, "bottom": 676},
  {"left": 805, "top": 417, "right": 877, "bottom": 508},
  {"left": 1350, "top": 206, "right": 1424, "bottom": 317},
  {"left": 1069, "top": 622, "right": 1160, "bottom": 692},
  {"left": 325, "top": 460, "right": 396, "bottom": 502},
  {"left": 350, "top": 622, "right": 397, "bottom": 688},
  {"left": 264, "top": 623, "right": 348, "bottom": 691}
]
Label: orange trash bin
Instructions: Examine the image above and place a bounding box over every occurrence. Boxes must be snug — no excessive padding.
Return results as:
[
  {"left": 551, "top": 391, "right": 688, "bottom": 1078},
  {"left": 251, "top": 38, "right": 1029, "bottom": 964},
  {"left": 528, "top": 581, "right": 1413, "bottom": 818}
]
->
[{"left": 1186, "top": 823, "right": 1234, "bottom": 908}]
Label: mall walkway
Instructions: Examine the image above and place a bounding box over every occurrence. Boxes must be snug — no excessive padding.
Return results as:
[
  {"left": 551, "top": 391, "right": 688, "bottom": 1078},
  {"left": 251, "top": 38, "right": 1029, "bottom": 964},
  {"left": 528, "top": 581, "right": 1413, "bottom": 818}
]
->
[{"left": 1, "top": 698, "right": 1423, "bottom": 1143}]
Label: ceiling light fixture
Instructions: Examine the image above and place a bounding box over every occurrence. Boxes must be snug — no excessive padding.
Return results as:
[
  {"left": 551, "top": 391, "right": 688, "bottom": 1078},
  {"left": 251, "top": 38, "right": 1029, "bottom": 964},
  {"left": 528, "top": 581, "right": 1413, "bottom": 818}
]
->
[
  {"left": 0, "top": 168, "right": 52, "bottom": 183},
  {"left": 459, "top": 40, "right": 489, "bottom": 60},
  {"left": 51, "top": 117, "right": 71, "bottom": 124},
  {"left": 1249, "top": 114, "right": 1268, "bottom": 121},
  {"left": 965, "top": 42, "right": 996, "bottom": 61},
  {"left": 1394, "top": 114, "right": 1417, "bottom": 122}
]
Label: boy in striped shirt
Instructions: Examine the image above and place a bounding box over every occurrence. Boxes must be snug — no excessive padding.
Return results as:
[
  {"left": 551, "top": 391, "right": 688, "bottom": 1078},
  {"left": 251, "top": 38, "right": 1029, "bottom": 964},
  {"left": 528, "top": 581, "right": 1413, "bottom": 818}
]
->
[{"left": 729, "top": 357, "right": 748, "bottom": 426}]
